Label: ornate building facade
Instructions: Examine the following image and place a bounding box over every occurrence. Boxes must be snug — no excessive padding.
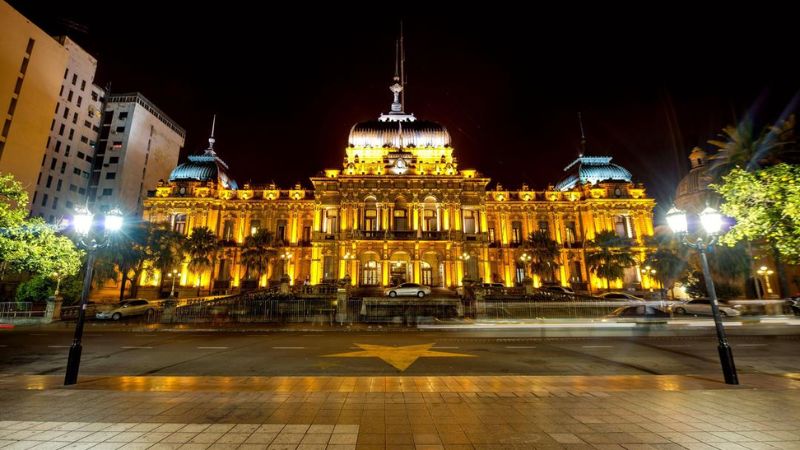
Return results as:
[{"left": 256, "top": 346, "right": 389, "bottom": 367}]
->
[{"left": 142, "top": 77, "right": 656, "bottom": 294}]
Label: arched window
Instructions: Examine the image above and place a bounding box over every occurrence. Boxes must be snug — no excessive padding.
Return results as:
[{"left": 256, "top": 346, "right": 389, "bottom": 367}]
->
[
  {"left": 394, "top": 198, "right": 408, "bottom": 231},
  {"left": 423, "top": 196, "right": 438, "bottom": 231},
  {"left": 364, "top": 197, "right": 377, "bottom": 231}
]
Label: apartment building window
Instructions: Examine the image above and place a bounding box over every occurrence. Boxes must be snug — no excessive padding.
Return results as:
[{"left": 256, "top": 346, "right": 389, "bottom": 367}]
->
[
  {"left": 41, "top": 154, "right": 46, "bottom": 166},
  {"left": 64, "top": 145, "right": 70, "bottom": 157},
  {"left": 64, "top": 69, "right": 69, "bottom": 79},
  {"left": 66, "top": 201, "right": 73, "bottom": 209},
  {"left": 25, "top": 38, "right": 35, "bottom": 55},
  {"left": 69, "top": 184, "right": 77, "bottom": 192},
  {"left": 72, "top": 113, "right": 77, "bottom": 124},
  {"left": 73, "top": 168, "right": 81, "bottom": 175},
  {"left": 68, "top": 129, "right": 74, "bottom": 140},
  {"left": 50, "top": 119, "right": 55, "bottom": 131},
  {"left": 19, "top": 57, "right": 29, "bottom": 74},
  {"left": 58, "top": 124, "right": 65, "bottom": 136},
  {"left": 105, "top": 172, "right": 116, "bottom": 180},
  {"left": 511, "top": 221, "right": 523, "bottom": 245},
  {"left": 52, "top": 197, "right": 58, "bottom": 209},
  {"left": 49, "top": 158, "right": 56, "bottom": 170},
  {"left": 46, "top": 175, "right": 52, "bottom": 188},
  {"left": 56, "top": 179, "right": 62, "bottom": 191},
  {"left": 77, "top": 151, "right": 85, "bottom": 159},
  {"left": 84, "top": 153, "right": 92, "bottom": 162},
  {"left": 91, "top": 92, "right": 98, "bottom": 101},
  {"left": 76, "top": 96, "right": 82, "bottom": 107},
  {"left": 118, "top": 112, "right": 128, "bottom": 119},
  {"left": 82, "top": 171, "right": 89, "bottom": 179},
  {"left": 60, "top": 162, "right": 65, "bottom": 174},
  {"left": 54, "top": 140, "right": 61, "bottom": 153},
  {"left": 62, "top": 107, "right": 69, "bottom": 119},
  {"left": 102, "top": 189, "right": 112, "bottom": 196},
  {"left": 70, "top": 74, "right": 77, "bottom": 85},
  {"left": 80, "top": 136, "right": 88, "bottom": 143},
  {"left": 2, "top": 119, "right": 10, "bottom": 138},
  {"left": 80, "top": 80, "right": 86, "bottom": 91},
  {"left": 7, "top": 98, "right": 17, "bottom": 115},
  {"left": 67, "top": 90, "right": 73, "bottom": 101},
  {"left": 116, "top": 126, "right": 125, "bottom": 133},
  {"left": 109, "top": 156, "right": 119, "bottom": 164},
  {"left": 78, "top": 187, "right": 85, "bottom": 195},
  {"left": 41, "top": 194, "right": 48, "bottom": 207},
  {"left": 83, "top": 120, "right": 91, "bottom": 128}
]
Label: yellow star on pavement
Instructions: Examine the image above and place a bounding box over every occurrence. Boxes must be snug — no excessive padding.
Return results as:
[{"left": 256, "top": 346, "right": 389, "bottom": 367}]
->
[{"left": 324, "top": 343, "right": 474, "bottom": 371}]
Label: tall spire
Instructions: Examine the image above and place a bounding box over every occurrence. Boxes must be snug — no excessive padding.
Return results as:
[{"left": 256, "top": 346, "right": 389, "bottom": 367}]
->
[
  {"left": 399, "top": 21, "right": 406, "bottom": 110},
  {"left": 206, "top": 114, "right": 217, "bottom": 155},
  {"left": 577, "top": 112, "right": 587, "bottom": 156}
]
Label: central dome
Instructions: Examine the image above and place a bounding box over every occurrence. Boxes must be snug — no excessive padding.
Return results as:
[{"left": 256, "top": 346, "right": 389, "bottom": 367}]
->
[{"left": 348, "top": 119, "right": 451, "bottom": 148}]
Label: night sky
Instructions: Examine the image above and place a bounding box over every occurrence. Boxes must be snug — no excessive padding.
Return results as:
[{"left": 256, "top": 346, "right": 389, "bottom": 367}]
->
[{"left": 11, "top": 3, "right": 799, "bottom": 218}]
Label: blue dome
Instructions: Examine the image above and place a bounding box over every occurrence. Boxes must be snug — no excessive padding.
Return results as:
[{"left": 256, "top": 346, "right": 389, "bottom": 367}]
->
[
  {"left": 169, "top": 153, "right": 238, "bottom": 190},
  {"left": 555, "top": 156, "right": 632, "bottom": 191}
]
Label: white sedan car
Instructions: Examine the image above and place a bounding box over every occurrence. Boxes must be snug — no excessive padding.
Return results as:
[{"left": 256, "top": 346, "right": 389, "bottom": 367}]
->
[
  {"left": 384, "top": 283, "right": 432, "bottom": 298},
  {"left": 671, "top": 298, "right": 742, "bottom": 317},
  {"left": 95, "top": 299, "right": 157, "bottom": 320}
]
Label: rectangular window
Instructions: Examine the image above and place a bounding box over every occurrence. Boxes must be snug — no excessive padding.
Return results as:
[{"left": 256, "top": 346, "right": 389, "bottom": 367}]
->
[
  {"left": 115, "top": 126, "right": 125, "bottom": 133},
  {"left": 13, "top": 77, "right": 23, "bottom": 95},
  {"left": 109, "top": 156, "right": 119, "bottom": 163},
  {"left": 76, "top": 96, "right": 82, "bottom": 107},
  {"left": 91, "top": 91, "right": 98, "bottom": 101},
  {"left": 37, "top": 173, "right": 41, "bottom": 185},
  {"left": 69, "top": 184, "right": 77, "bottom": 192},
  {"left": 462, "top": 210, "right": 476, "bottom": 234},
  {"left": 83, "top": 120, "right": 91, "bottom": 128},
  {"left": 63, "top": 107, "right": 69, "bottom": 119},
  {"left": 276, "top": 221, "right": 287, "bottom": 242},
  {"left": 249, "top": 220, "right": 260, "bottom": 236},
  {"left": 78, "top": 187, "right": 85, "bottom": 195},
  {"left": 77, "top": 151, "right": 85, "bottom": 159},
  {"left": 67, "top": 90, "right": 73, "bottom": 101},
  {"left": 73, "top": 168, "right": 81, "bottom": 175},
  {"left": 80, "top": 136, "right": 88, "bottom": 143},
  {"left": 45, "top": 175, "right": 52, "bottom": 188},
  {"left": 112, "top": 141, "right": 122, "bottom": 148},
  {"left": 68, "top": 129, "right": 74, "bottom": 140},
  {"left": 511, "top": 221, "right": 522, "bottom": 244},
  {"left": 56, "top": 179, "right": 62, "bottom": 191},
  {"left": 105, "top": 172, "right": 115, "bottom": 180},
  {"left": 71, "top": 74, "right": 77, "bottom": 85},
  {"left": 7, "top": 98, "right": 17, "bottom": 115},
  {"left": 1, "top": 119, "right": 10, "bottom": 138},
  {"left": 66, "top": 200, "right": 73, "bottom": 209},
  {"left": 64, "top": 145, "right": 70, "bottom": 157},
  {"left": 102, "top": 188, "right": 112, "bottom": 196},
  {"left": 52, "top": 197, "right": 58, "bottom": 209},
  {"left": 19, "top": 57, "right": 29, "bottom": 74},
  {"left": 565, "top": 221, "right": 578, "bottom": 244},
  {"left": 80, "top": 80, "right": 86, "bottom": 91},
  {"left": 41, "top": 194, "right": 48, "bottom": 207},
  {"left": 72, "top": 113, "right": 77, "bottom": 124},
  {"left": 488, "top": 227, "right": 496, "bottom": 243},
  {"left": 50, "top": 158, "right": 56, "bottom": 170},
  {"left": 25, "top": 38, "right": 35, "bottom": 55},
  {"left": 54, "top": 140, "right": 61, "bottom": 153},
  {"left": 85, "top": 153, "right": 92, "bottom": 162},
  {"left": 118, "top": 111, "right": 128, "bottom": 119},
  {"left": 222, "top": 220, "right": 234, "bottom": 241},
  {"left": 60, "top": 162, "right": 65, "bottom": 174},
  {"left": 302, "top": 226, "right": 311, "bottom": 242}
]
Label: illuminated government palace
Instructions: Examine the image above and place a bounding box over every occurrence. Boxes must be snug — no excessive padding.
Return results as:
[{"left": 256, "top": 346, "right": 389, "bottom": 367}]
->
[{"left": 142, "top": 68, "right": 655, "bottom": 294}]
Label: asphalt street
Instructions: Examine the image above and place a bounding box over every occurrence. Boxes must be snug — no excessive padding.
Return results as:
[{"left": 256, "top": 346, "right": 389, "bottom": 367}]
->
[{"left": 1, "top": 327, "right": 799, "bottom": 377}]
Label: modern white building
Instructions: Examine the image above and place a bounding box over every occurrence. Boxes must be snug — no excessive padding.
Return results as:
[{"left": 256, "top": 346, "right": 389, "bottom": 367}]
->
[
  {"left": 30, "top": 36, "right": 105, "bottom": 223},
  {"left": 89, "top": 92, "right": 185, "bottom": 215}
]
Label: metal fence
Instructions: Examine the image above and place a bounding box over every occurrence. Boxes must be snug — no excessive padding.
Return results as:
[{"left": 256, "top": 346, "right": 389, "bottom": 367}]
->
[{"left": 0, "top": 302, "right": 44, "bottom": 318}]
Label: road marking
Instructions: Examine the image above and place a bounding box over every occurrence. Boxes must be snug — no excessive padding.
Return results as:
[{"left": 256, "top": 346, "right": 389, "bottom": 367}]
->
[
  {"left": 272, "top": 346, "right": 305, "bottom": 349},
  {"left": 738, "top": 344, "right": 768, "bottom": 347},
  {"left": 505, "top": 346, "right": 537, "bottom": 349},
  {"left": 660, "top": 344, "right": 690, "bottom": 347},
  {"left": 432, "top": 346, "right": 460, "bottom": 349},
  {"left": 197, "top": 346, "right": 228, "bottom": 349},
  {"left": 121, "top": 346, "right": 152, "bottom": 349},
  {"left": 582, "top": 345, "right": 613, "bottom": 348},
  {"left": 134, "top": 334, "right": 152, "bottom": 337},
  {"left": 47, "top": 345, "right": 70, "bottom": 348}
]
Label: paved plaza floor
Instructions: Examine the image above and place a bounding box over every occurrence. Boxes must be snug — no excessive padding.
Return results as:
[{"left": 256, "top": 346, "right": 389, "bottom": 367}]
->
[{"left": 1, "top": 373, "right": 799, "bottom": 449}]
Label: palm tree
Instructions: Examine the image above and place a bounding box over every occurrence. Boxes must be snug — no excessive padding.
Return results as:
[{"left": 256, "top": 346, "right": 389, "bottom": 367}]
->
[
  {"left": 184, "top": 227, "right": 220, "bottom": 296},
  {"left": 708, "top": 114, "right": 796, "bottom": 180},
  {"left": 522, "top": 230, "right": 560, "bottom": 282},
  {"left": 240, "top": 230, "right": 277, "bottom": 286},
  {"left": 585, "top": 230, "right": 637, "bottom": 289},
  {"left": 146, "top": 225, "right": 185, "bottom": 289}
]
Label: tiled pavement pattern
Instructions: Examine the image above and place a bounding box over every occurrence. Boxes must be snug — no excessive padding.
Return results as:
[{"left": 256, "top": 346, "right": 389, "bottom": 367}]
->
[{"left": 0, "top": 374, "right": 798, "bottom": 449}]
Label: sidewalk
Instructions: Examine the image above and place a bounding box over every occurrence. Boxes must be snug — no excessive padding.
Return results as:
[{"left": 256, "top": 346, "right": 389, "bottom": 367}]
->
[{"left": 1, "top": 373, "right": 799, "bottom": 449}]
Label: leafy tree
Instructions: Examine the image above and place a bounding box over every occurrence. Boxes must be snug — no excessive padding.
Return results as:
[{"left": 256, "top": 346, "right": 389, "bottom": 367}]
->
[
  {"left": 0, "top": 174, "right": 82, "bottom": 279},
  {"left": 521, "top": 230, "right": 560, "bottom": 282},
  {"left": 184, "top": 227, "right": 219, "bottom": 295},
  {"left": 145, "top": 225, "right": 185, "bottom": 280},
  {"left": 16, "top": 274, "right": 82, "bottom": 305},
  {"left": 708, "top": 115, "right": 796, "bottom": 180},
  {"left": 644, "top": 247, "right": 686, "bottom": 298},
  {"left": 240, "top": 230, "right": 276, "bottom": 283},
  {"left": 585, "top": 230, "right": 638, "bottom": 289},
  {"left": 680, "top": 270, "right": 742, "bottom": 300},
  {"left": 713, "top": 164, "right": 800, "bottom": 296}
]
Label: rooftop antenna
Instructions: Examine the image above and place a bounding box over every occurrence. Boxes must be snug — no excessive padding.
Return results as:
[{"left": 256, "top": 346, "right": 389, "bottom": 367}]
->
[
  {"left": 400, "top": 21, "right": 406, "bottom": 110},
  {"left": 577, "top": 112, "right": 587, "bottom": 156},
  {"left": 207, "top": 114, "right": 217, "bottom": 154}
]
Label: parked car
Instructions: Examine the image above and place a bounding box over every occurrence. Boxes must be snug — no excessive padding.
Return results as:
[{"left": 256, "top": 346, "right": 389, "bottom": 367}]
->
[
  {"left": 671, "top": 298, "right": 742, "bottom": 317},
  {"left": 542, "top": 285, "right": 575, "bottom": 295},
  {"left": 384, "top": 283, "right": 432, "bottom": 298},
  {"left": 606, "top": 305, "right": 671, "bottom": 318},
  {"left": 597, "top": 292, "right": 645, "bottom": 301},
  {"left": 95, "top": 299, "right": 157, "bottom": 320}
]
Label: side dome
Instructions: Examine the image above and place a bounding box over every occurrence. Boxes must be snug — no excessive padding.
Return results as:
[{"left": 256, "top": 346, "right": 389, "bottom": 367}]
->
[
  {"left": 555, "top": 155, "right": 632, "bottom": 191},
  {"left": 169, "top": 154, "right": 238, "bottom": 190},
  {"left": 348, "top": 119, "right": 451, "bottom": 148}
]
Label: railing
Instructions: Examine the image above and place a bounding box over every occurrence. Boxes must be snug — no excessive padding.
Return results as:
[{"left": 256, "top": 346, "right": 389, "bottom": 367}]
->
[{"left": 0, "top": 302, "right": 44, "bottom": 318}]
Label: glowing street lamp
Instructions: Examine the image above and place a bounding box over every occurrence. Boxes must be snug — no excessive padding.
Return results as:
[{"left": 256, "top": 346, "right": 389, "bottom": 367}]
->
[
  {"left": 167, "top": 269, "right": 179, "bottom": 298},
  {"left": 519, "top": 252, "right": 532, "bottom": 280},
  {"left": 756, "top": 265, "right": 775, "bottom": 298},
  {"left": 342, "top": 252, "right": 356, "bottom": 277},
  {"left": 667, "top": 205, "right": 738, "bottom": 385},
  {"left": 64, "top": 207, "right": 124, "bottom": 386},
  {"left": 279, "top": 251, "right": 293, "bottom": 275}
]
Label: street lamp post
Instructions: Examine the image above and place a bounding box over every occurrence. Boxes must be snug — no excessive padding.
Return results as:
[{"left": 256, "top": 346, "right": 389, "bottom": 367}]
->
[
  {"left": 756, "top": 266, "right": 774, "bottom": 298},
  {"left": 666, "top": 206, "right": 738, "bottom": 385},
  {"left": 342, "top": 252, "right": 355, "bottom": 278},
  {"left": 167, "top": 269, "right": 179, "bottom": 298},
  {"left": 64, "top": 207, "right": 123, "bottom": 386},
  {"left": 519, "top": 252, "right": 532, "bottom": 282}
]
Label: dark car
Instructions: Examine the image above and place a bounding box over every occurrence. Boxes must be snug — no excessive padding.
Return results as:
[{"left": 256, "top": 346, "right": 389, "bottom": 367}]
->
[{"left": 606, "top": 305, "right": 671, "bottom": 318}]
